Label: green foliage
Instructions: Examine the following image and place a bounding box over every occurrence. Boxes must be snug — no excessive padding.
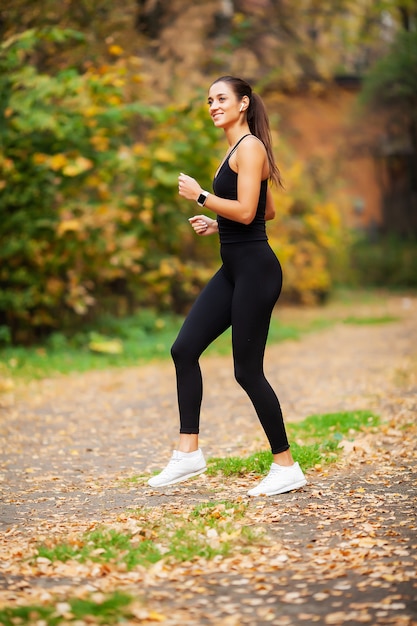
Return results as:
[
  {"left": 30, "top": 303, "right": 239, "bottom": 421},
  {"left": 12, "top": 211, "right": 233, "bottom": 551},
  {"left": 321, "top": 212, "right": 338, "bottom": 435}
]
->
[
  {"left": 360, "top": 28, "right": 417, "bottom": 117},
  {"left": 0, "top": 591, "right": 133, "bottom": 626},
  {"left": 35, "top": 502, "right": 254, "bottom": 569},
  {"left": 268, "top": 155, "right": 349, "bottom": 304},
  {"left": 0, "top": 28, "right": 219, "bottom": 343},
  {"left": 37, "top": 527, "right": 163, "bottom": 569},
  {"left": 0, "top": 307, "right": 317, "bottom": 378},
  {"left": 0, "top": 26, "right": 356, "bottom": 345},
  {"left": 207, "top": 410, "right": 380, "bottom": 475},
  {"left": 290, "top": 410, "right": 380, "bottom": 440},
  {"left": 0, "top": 309, "right": 182, "bottom": 378},
  {"left": 343, "top": 314, "right": 399, "bottom": 325},
  {"left": 349, "top": 234, "right": 417, "bottom": 287}
]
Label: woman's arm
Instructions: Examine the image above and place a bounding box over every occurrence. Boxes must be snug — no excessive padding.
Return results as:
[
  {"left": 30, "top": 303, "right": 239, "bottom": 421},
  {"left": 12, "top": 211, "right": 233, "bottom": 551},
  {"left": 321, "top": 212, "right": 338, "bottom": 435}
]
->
[
  {"left": 178, "top": 137, "right": 267, "bottom": 225},
  {"left": 188, "top": 215, "right": 218, "bottom": 236}
]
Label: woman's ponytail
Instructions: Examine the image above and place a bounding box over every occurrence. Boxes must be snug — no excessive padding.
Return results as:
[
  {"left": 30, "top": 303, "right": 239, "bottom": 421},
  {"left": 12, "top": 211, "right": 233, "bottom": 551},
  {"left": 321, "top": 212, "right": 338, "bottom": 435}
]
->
[{"left": 247, "top": 92, "right": 282, "bottom": 187}]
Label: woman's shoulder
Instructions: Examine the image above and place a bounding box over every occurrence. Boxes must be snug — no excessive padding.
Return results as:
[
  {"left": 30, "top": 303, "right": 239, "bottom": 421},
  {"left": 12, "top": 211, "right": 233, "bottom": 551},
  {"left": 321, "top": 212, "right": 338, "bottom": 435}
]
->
[
  {"left": 237, "top": 134, "right": 266, "bottom": 154},
  {"left": 235, "top": 134, "right": 267, "bottom": 162}
]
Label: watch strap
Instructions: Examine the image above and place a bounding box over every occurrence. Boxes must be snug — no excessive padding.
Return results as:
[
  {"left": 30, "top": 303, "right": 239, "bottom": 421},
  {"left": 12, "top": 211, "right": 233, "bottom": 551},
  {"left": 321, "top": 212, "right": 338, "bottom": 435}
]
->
[{"left": 197, "top": 191, "right": 209, "bottom": 207}]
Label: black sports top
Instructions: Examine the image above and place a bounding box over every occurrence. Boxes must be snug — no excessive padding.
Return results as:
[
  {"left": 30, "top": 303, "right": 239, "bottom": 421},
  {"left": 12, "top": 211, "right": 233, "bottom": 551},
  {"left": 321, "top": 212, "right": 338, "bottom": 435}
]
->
[{"left": 213, "top": 134, "right": 268, "bottom": 244}]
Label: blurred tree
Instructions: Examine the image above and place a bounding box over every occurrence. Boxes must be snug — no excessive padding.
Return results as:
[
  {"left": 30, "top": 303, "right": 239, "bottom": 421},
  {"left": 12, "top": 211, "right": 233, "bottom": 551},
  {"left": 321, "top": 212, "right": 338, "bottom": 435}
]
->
[
  {"left": 0, "top": 0, "right": 407, "bottom": 93},
  {"left": 136, "top": 0, "right": 164, "bottom": 38},
  {"left": 360, "top": 3, "right": 417, "bottom": 234},
  {"left": 0, "top": 28, "right": 220, "bottom": 343}
]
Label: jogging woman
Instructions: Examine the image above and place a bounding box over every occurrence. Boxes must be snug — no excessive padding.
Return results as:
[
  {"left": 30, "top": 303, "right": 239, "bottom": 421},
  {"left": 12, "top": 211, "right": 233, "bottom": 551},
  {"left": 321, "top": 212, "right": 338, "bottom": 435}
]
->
[{"left": 148, "top": 76, "right": 307, "bottom": 496}]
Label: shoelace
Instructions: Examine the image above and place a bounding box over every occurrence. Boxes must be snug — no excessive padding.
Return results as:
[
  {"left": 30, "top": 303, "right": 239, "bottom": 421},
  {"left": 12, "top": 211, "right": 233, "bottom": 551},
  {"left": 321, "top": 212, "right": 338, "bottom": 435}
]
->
[
  {"left": 158, "top": 458, "right": 181, "bottom": 476},
  {"left": 259, "top": 468, "right": 281, "bottom": 484}
]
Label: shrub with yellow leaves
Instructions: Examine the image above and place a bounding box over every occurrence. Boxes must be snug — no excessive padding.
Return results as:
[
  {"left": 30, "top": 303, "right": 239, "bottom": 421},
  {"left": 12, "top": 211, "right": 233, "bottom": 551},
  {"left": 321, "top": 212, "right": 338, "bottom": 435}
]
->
[
  {"left": 0, "top": 28, "right": 348, "bottom": 344},
  {"left": 268, "top": 157, "right": 348, "bottom": 304},
  {"left": 0, "top": 28, "right": 219, "bottom": 343}
]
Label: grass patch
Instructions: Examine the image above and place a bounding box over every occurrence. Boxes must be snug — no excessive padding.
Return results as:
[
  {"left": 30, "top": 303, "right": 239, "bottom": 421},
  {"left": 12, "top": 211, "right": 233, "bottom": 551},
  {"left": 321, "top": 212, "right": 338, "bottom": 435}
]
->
[
  {"left": 0, "top": 591, "right": 133, "bottom": 626},
  {"left": 288, "top": 409, "right": 380, "bottom": 441},
  {"left": 34, "top": 501, "right": 257, "bottom": 569},
  {"left": 207, "top": 410, "right": 380, "bottom": 476},
  {"left": 0, "top": 310, "right": 307, "bottom": 380},
  {"left": 1, "top": 289, "right": 403, "bottom": 381},
  {"left": 343, "top": 315, "right": 399, "bottom": 325}
]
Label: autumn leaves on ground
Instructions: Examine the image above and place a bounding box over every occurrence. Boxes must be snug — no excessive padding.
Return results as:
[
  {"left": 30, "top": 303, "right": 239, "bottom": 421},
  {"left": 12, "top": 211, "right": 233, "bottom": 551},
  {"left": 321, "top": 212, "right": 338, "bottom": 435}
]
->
[{"left": 0, "top": 293, "right": 416, "bottom": 626}]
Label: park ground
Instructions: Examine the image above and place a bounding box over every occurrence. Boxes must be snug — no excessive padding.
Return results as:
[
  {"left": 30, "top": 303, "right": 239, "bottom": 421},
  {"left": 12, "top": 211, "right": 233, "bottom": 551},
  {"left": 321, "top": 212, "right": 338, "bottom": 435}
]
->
[{"left": 0, "top": 291, "right": 416, "bottom": 625}]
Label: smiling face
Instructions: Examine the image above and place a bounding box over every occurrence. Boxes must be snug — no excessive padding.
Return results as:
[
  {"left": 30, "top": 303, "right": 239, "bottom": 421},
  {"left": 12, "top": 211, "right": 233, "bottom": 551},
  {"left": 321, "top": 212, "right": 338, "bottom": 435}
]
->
[{"left": 207, "top": 81, "right": 244, "bottom": 129}]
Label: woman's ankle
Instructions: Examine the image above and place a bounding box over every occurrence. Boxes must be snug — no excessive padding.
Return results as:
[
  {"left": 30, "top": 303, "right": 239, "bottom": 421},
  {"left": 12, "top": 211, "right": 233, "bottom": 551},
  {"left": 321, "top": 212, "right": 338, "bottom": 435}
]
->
[
  {"left": 178, "top": 433, "right": 199, "bottom": 453},
  {"left": 272, "top": 449, "right": 294, "bottom": 466}
]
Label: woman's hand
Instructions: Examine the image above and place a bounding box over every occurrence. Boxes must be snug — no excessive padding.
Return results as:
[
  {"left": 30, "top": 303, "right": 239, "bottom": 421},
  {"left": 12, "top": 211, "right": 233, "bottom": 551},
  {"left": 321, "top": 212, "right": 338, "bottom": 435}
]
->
[
  {"left": 178, "top": 172, "right": 201, "bottom": 201},
  {"left": 189, "top": 215, "right": 218, "bottom": 236}
]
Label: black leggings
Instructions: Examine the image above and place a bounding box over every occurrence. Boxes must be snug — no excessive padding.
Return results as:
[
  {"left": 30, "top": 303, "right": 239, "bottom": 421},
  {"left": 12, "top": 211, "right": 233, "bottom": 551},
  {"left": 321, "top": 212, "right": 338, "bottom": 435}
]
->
[{"left": 171, "top": 241, "right": 289, "bottom": 454}]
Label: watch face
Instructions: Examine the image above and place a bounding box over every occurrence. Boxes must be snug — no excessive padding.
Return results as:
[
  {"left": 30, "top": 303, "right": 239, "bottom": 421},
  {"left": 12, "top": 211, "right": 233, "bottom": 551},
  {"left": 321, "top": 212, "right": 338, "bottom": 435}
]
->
[{"left": 198, "top": 193, "right": 206, "bottom": 206}]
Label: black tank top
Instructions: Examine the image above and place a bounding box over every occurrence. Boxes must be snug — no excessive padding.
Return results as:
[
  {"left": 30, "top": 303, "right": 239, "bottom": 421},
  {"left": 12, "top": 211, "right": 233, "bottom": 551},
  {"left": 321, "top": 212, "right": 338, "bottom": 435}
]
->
[{"left": 213, "top": 134, "right": 268, "bottom": 244}]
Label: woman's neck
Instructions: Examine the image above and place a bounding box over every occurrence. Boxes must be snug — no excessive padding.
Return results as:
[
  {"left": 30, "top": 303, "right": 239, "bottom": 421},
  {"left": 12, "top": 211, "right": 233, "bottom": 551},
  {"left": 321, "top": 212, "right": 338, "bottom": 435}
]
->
[{"left": 225, "top": 125, "right": 251, "bottom": 147}]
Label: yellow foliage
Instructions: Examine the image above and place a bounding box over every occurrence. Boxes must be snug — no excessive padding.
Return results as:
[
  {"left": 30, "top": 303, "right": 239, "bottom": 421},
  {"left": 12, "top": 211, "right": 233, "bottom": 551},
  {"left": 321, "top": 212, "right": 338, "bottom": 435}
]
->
[
  {"left": 139, "top": 210, "right": 152, "bottom": 225},
  {"left": 46, "top": 278, "right": 64, "bottom": 296},
  {"left": 97, "top": 183, "right": 110, "bottom": 200},
  {"left": 125, "top": 195, "right": 139, "bottom": 207},
  {"left": 83, "top": 105, "right": 101, "bottom": 117},
  {"left": 57, "top": 219, "right": 82, "bottom": 235},
  {"left": 132, "top": 142, "right": 146, "bottom": 155},
  {"left": 108, "top": 45, "right": 124, "bottom": 56},
  {"left": 108, "top": 95, "right": 122, "bottom": 105},
  {"left": 62, "top": 156, "right": 93, "bottom": 176},
  {"left": 49, "top": 153, "right": 68, "bottom": 171},
  {"left": 33, "top": 153, "right": 48, "bottom": 165},
  {"left": 90, "top": 135, "right": 110, "bottom": 151},
  {"left": 268, "top": 156, "right": 346, "bottom": 303},
  {"left": 89, "top": 338, "right": 123, "bottom": 354},
  {"left": 85, "top": 174, "right": 101, "bottom": 187},
  {"left": 159, "top": 259, "right": 175, "bottom": 277},
  {"left": 154, "top": 147, "right": 176, "bottom": 163}
]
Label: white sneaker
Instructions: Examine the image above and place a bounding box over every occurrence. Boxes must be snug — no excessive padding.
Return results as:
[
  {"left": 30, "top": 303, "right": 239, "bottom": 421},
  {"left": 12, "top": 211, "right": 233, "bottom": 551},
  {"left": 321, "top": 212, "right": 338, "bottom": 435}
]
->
[
  {"left": 247, "top": 462, "right": 307, "bottom": 497},
  {"left": 147, "top": 449, "right": 207, "bottom": 488}
]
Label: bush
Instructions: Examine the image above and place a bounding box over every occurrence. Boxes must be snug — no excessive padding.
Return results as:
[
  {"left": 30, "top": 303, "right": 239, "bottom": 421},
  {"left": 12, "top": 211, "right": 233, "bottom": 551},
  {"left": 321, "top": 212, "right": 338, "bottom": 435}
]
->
[
  {"left": 349, "top": 233, "right": 417, "bottom": 287},
  {"left": 268, "top": 156, "right": 348, "bottom": 304},
  {"left": 0, "top": 27, "right": 352, "bottom": 345},
  {"left": 0, "top": 28, "right": 219, "bottom": 343}
]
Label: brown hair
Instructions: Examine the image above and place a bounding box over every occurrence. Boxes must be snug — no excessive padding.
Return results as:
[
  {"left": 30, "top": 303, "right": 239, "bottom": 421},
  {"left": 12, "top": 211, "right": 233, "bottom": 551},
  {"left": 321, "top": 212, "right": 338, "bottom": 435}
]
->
[{"left": 211, "top": 75, "right": 282, "bottom": 187}]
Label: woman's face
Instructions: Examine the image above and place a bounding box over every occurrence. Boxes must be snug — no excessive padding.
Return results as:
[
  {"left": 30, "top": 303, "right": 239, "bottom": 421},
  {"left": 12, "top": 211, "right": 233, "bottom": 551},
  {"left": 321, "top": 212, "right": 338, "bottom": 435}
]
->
[{"left": 207, "top": 81, "right": 242, "bottom": 129}]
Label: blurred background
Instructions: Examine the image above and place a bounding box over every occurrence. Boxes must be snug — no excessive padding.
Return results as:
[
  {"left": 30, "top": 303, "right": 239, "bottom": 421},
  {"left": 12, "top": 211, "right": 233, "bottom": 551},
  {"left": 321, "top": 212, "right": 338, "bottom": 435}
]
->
[{"left": 0, "top": 0, "right": 416, "bottom": 349}]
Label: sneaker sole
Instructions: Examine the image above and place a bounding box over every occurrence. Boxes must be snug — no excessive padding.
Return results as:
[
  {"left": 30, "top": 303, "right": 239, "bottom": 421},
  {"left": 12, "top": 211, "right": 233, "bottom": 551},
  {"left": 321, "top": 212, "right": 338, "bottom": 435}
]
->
[
  {"left": 148, "top": 466, "right": 207, "bottom": 488},
  {"left": 248, "top": 478, "right": 307, "bottom": 497}
]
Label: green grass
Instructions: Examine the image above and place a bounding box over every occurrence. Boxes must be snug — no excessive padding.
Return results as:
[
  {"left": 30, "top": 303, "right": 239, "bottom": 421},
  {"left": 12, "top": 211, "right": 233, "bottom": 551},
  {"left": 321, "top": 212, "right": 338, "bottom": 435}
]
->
[
  {"left": 1, "top": 288, "right": 406, "bottom": 381},
  {"left": 207, "top": 410, "right": 380, "bottom": 476},
  {"left": 37, "top": 527, "right": 163, "bottom": 569},
  {"left": 35, "top": 501, "right": 255, "bottom": 569},
  {"left": 0, "top": 309, "right": 307, "bottom": 380},
  {"left": 0, "top": 591, "right": 133, "bottom": 626},
  {"left": 343, "top": 314, "right": 399, "bottom": 325}
]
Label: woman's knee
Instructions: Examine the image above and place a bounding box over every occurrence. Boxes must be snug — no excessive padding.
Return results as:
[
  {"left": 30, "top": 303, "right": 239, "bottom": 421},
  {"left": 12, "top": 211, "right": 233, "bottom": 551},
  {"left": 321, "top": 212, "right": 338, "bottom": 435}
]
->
[
  {"left": 170, "top": 338, "right": 183, "bottom": 365},
  {"left": 234, "top": 364, "right": 255, "bottom": 391},
  {"left": 171, "top": 337, "right": 198, "bottom": 367}
]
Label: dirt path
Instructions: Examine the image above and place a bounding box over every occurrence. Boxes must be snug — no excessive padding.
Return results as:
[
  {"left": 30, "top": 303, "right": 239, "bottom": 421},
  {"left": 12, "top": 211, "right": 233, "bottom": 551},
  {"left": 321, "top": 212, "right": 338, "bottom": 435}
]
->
[{"left": 0, "top": 293, "right": 416, "bottom": 625}]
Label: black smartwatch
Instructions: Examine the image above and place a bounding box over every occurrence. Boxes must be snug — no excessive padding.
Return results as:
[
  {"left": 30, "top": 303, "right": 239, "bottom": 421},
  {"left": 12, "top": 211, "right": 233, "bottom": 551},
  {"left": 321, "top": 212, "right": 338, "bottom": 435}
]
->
[{"left": 197, "top": 191, "right": 209, "bottom": 207}]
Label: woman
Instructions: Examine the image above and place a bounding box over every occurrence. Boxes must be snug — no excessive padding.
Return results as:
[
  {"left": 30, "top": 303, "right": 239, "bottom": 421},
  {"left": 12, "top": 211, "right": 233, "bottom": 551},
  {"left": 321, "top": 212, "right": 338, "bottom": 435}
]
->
[{"left": 148, "top": 76, "right": 307, "bottom": 496}]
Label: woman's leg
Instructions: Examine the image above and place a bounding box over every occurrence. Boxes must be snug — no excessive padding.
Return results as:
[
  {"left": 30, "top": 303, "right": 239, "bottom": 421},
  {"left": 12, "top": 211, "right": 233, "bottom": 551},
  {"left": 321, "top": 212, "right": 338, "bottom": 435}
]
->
[
  {"left": 229, "top": 244, "right": 289, "bottom": 454},
  {"left": 148, "top": 267, "right": 235, "bottom": 488},
  {"left": 228, "top": 245, "right": 307, "bottom": 496},
  {"left": 171, "top": 266, "right": 234, "bottom": 436}
]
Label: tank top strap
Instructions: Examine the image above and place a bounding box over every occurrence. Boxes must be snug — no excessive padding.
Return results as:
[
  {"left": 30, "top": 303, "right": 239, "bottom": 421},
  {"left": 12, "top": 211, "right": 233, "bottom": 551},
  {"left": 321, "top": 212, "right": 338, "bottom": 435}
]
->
[{"left": 227, "top": 134, "right": 253, "bottom": 161}]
